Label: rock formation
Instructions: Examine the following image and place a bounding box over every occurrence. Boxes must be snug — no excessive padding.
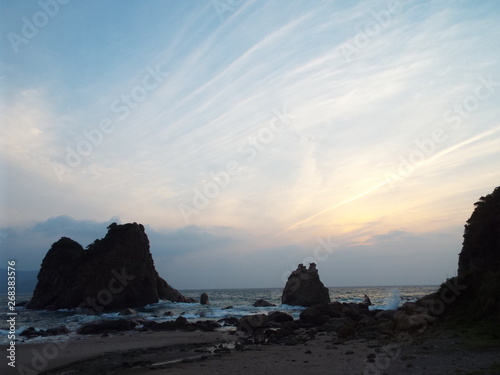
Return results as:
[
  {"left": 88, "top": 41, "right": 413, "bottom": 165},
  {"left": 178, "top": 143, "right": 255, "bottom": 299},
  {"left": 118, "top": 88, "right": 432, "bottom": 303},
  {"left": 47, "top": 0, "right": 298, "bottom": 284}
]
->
[
  {"left": 452, "top": 186, "right": 500, "bottom": 319},
  {"left": 281, "top": 263, "right": 331, "bottom": 307},
  {"left": 200, "top": 292, "right": 209, "bottom": 305},
  {"left": 27, "top": 222, "right": 191, "bottom": 311}
]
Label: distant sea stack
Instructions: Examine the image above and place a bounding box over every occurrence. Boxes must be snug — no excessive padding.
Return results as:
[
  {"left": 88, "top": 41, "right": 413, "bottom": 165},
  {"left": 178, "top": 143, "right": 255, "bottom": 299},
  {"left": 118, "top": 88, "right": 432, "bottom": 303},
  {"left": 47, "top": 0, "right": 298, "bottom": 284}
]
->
[
  {"left": 27, "top": 222, "right": 192, "bottom": 311},
  {"left": 282, "top": 263, "right": 331, "bottom": 307}
]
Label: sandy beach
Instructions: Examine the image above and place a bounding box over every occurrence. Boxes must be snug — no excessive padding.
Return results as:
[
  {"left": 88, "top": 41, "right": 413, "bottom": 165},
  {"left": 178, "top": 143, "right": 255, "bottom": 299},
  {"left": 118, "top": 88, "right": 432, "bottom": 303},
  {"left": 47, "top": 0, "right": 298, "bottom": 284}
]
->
[{"left": 4, "top": 325, "right": 499, "bottom": 375}]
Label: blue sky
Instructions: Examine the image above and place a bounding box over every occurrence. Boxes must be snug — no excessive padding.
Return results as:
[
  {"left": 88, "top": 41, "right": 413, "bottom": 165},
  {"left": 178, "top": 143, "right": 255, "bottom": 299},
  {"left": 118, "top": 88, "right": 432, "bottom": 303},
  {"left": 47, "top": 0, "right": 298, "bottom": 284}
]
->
[{"left": 1, "top": 0, "right": 499, "bottom": 289}]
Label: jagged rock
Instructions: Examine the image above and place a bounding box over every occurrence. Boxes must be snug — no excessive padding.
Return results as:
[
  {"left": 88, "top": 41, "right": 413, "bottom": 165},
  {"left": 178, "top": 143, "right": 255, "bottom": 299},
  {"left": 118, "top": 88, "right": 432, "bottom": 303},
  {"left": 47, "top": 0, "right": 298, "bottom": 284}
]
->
[
  {"left": 455, "top": 186, "right": 500, "bottom": 319},
  {"left": 175, "top": 316, "right": 189, "bottom": 328},
  {"left": 200, "top": 292, "right": 209, "bottom": 305},
  {"left": 27, "top": 223, "right": 191, "bottom": 311},
  {"left": 458, "top": 186, "right": 500, "bottom": 280},
  {"left": 76, "top": 319, "right": 137, "bottom": 335},
  {"left": 281, "top": 263, "right": 331, "bottom": 307},
  {"left": 253, "top": 299, "right": 276, "bottom": 307}
]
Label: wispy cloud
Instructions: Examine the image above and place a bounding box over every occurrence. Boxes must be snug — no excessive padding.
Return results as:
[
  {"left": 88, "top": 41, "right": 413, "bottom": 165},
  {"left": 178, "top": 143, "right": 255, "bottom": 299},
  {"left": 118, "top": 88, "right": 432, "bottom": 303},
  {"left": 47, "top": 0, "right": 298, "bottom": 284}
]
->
[{"left": 1, "top": 1, "right": 499, "bottom": 287}]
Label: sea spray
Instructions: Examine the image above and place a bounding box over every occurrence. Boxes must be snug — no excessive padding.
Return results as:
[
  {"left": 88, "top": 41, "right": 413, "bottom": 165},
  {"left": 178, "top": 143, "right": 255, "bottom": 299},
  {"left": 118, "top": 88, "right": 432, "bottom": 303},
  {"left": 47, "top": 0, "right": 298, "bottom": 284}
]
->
[{"left": 384, "top": 289, "right": 401, "bottom": 310}]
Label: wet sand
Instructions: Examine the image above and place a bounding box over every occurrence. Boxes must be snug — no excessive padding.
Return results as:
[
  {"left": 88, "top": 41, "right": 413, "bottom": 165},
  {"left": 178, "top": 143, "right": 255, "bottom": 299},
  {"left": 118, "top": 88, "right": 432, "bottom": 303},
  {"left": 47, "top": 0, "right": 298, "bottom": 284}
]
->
[{"left": 3, "top": 327, "right": 499, "bottom": 375}]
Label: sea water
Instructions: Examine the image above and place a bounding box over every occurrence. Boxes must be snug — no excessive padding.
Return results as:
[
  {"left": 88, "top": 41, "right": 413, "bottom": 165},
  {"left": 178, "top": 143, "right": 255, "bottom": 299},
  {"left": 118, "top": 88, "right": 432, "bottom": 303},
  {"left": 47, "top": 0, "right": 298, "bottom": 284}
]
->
[{"left": 0, "top": 285, "right": 437, "bottom": 344}]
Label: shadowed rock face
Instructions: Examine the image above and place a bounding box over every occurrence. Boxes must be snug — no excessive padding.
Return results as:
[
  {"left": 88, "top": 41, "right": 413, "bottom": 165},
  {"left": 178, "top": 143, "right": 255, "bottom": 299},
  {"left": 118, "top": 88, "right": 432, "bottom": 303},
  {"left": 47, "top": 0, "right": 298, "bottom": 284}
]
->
[
  {"left": 458, "top": 186, "right": 500, "bottom": 280},
  {"left": 281, "top": 263, "right": 331, "bottom": 307},
  {"left": 27, "top": 223, "right": 190, "bottom": 310},
  {"left": 453, "top": 186, "right": 500, "bottom": 319}
]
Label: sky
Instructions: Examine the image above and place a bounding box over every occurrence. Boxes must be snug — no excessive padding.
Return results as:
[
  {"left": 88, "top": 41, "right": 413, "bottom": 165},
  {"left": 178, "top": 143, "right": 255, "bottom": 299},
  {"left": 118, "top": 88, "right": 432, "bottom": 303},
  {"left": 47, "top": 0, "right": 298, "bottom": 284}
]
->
[{"left": 1, "top": 0, "right": 499, "bottom": 289}]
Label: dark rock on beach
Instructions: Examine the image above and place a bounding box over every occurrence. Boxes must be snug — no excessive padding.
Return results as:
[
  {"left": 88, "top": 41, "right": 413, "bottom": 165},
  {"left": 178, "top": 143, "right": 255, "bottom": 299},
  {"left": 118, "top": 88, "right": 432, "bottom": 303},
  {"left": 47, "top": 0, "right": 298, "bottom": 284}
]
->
[
  {"left": 282, "top": 263, "right": 331, "bottom": 307},
  {"left": 20, "top": 325, "right": 70, "bottom": 339},
  {"left": 77, "top": 319, "right": 137, "bottom": 335},
  {"left": 27, "top": 222, "right": 192, "bottom": 311},
  {"left": 238, "top": 314, "right": 269, "bottom": 332}
]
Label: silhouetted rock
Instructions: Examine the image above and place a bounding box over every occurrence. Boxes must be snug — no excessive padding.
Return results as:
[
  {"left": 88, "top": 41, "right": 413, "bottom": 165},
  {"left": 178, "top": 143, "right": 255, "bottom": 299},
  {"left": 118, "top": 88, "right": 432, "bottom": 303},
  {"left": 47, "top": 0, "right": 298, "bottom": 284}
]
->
[
  {"left": 458, "top": 186, "right": 500, "bottom": 280},
  {"left": 281, "top": 263, "right": 331, "bottom": 307},
  {"left": 442, "top": 186, "right": 500, "bottom": 320},
  {"left": 200, "top": 292, "right": 209, "bottom": 305},
  {"left": 253, "top": 299, "right": 276, "bottom": 307},
  {"left": 238, "top": 314, "right": 269, "bottom": 332},
  {"left": 27, "top": 223, "right": 191, "bottom": 311},
  {"left": 20, "top": 325, "right": 70, "bottom": 339},
  {"left": 268, "top": 311, "right": 294, "bottom": 323}
]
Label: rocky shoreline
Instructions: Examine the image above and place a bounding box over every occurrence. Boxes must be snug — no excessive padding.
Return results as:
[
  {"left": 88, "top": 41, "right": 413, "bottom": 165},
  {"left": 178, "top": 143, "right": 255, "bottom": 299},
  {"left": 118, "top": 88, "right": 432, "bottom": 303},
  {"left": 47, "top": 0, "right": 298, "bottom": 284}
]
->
[{"left": 7, "top": 307, "right": 499, "bottom": 375}]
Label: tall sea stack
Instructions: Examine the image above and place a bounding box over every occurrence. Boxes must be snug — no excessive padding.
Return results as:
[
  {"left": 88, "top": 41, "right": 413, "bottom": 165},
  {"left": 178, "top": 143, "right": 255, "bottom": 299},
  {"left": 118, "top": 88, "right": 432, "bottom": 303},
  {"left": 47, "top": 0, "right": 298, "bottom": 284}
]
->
[
  {"left": 27, "top": 222, "right": 191, "bottom": 310},
  {"left": 282, "top": 263, "right": 331, "bottom": 307}
]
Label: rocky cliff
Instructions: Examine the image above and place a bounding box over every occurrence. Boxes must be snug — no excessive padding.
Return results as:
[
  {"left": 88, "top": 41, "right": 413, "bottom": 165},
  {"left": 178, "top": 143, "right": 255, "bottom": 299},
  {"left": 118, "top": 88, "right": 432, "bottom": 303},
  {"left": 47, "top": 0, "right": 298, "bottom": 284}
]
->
[
  {"left": 453, "top": 186, "right": 500, "bottom": 319},
  {"left": 281, "top": 263, "right": 331, "bottom": 307},
  {"left": 27, "top": 222, "right": 191, "bottom": 310}
]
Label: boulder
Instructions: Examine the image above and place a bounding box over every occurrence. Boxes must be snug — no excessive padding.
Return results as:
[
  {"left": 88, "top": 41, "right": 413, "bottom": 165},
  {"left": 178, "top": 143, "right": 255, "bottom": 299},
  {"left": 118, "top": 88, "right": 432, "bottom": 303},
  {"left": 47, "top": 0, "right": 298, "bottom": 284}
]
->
[
  {"left": 300, "top": 303, "right": 341, "bottom": 324},
  {"left": 27, "top": 223, "right": 192, "bottom": 311},
  {"left": 200, "top": 292, "right": 209, "bottom": 305},
  {"left": 76, "top": 319, "right": 137, "bottom": 335},
  {"left": 375, "top": 309, "right": 397, "bottom": 321},
  {"left": 321, "top": 317, "right": 354, "bottom": 333},
  {"left": 253, "top": 299, "right": 276, "bottom": 307},
  {"left": 237, "top": 314, "right": 269, "bottom": 332},
  {"left": 193, "top": 320, "right": 221, "bottom": 332},
  {"left": 393, "top": 311, "right": 436, "bottom": 333},
  {"left": 281, "top": 263, "right": 331, "bottom": 307}
]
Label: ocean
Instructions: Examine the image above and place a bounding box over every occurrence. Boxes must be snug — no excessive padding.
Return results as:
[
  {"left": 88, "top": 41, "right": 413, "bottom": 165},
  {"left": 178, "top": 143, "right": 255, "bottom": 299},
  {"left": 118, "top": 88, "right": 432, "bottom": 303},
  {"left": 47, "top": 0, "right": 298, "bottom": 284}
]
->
[{"left": 0, "top": 285, "right": 438, "bottom": 344}]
